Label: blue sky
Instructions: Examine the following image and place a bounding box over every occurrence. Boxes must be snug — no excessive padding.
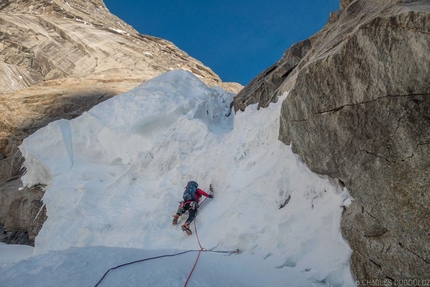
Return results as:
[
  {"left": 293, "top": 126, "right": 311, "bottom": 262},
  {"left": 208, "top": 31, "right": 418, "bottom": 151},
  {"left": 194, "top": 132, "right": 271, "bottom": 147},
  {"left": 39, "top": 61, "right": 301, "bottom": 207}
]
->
[{"left": 103, "top": 0, "right": 339, "bottom": 85}]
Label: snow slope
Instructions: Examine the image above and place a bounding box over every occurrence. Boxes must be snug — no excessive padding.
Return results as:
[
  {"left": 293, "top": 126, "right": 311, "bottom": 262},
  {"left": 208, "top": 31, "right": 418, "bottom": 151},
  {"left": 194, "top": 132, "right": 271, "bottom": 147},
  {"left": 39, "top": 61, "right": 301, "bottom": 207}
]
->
[
  {"left": 0, "top": 243, "right": 33, "bottom": 268},
  {"left": 1, "top": 70, "right": 355, "bottom": 286}
]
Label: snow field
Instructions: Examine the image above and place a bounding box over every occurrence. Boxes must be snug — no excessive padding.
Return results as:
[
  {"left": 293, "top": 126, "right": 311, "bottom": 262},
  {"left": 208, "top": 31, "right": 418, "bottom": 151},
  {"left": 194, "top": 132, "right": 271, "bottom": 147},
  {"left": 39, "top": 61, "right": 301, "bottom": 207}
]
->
[{"left": 3, "top": 70, "right": 355, "bottom": 286}]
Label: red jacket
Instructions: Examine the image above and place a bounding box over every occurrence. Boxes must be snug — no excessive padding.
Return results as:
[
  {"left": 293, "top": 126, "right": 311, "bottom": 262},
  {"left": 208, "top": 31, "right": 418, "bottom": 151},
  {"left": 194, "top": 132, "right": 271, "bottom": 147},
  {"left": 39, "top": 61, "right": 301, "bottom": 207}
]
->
[{"left": 187, "top": 188, "right": 210, "bottom": 203}]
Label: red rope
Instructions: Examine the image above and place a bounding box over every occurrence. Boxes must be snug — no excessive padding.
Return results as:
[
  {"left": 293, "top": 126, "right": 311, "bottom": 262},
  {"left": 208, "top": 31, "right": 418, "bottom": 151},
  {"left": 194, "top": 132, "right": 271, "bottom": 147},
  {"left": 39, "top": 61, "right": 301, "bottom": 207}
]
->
[
  {"left": 183, "top": 249, "right": 202, "bottom": 287},
  {"left": 184, "top": 185, "right": 213, "bottom": 286},
  {"left": 193, "top": 220, "right": 205, "bottom": 251},
  {"left": 183, "top": 219, "right": 206, "bottom": 286}
]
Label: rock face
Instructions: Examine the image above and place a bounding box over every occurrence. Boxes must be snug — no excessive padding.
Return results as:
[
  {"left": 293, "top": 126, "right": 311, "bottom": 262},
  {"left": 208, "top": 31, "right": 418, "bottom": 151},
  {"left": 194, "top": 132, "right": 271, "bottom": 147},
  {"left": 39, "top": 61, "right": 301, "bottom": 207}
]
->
[
  {"left": 0, "top": 178, "right": 46, "bottom": 245},
  {"left": 0, "top": 0, "right": 242, "bottom": 160},
  {"left": 233, "top": 39, "right": 311, "bottom": 112},
  {"left": 234, "top": 0, "right": 429, "bottom": 282},
  {"left": 0, "top": 0, "right": 242, "bottom": 244}
]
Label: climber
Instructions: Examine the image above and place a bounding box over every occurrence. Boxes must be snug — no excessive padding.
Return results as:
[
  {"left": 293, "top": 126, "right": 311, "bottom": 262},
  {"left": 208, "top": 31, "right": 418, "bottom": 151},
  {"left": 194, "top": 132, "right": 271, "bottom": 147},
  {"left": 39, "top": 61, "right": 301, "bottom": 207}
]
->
[{"left": 172, "top": 181, "right": 213, "bottom": 235}]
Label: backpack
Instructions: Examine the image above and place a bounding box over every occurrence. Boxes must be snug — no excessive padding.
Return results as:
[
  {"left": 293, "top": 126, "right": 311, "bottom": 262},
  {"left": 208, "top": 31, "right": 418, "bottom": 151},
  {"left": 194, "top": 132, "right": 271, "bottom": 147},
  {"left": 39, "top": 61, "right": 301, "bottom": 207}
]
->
[{"left": 183, "top": 181, "right": 198, "bottom": 202}]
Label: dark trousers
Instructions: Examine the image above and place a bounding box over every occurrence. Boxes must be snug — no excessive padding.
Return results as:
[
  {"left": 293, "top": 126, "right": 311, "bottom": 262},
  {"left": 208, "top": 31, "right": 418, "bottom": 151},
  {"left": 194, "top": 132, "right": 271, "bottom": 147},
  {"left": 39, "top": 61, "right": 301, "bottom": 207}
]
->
[{"left": 176, "top": 201, "right": 198, "bottom": 225}]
